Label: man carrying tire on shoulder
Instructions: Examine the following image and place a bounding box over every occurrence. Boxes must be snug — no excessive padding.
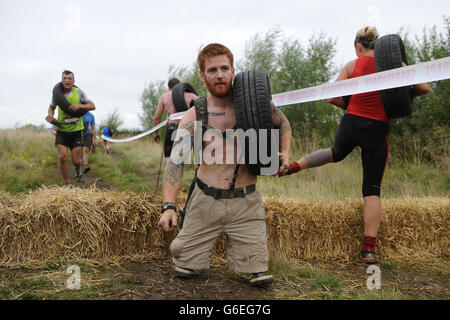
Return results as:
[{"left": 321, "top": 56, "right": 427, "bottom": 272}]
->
[
  {"left": 158, "top": 43, "right": 292, "bottom": 288},
  {"left": 45, "top": 70, "right": 95, "bottom": 188},
  {"left": 153, "top": 78, "right": 198, "bottom": 165}
]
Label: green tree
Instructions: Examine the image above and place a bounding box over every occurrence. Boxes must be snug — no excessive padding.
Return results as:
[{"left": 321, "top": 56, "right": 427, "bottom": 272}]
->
[
  {"left": 392, "top": 16, "right": 450, "bottom": 163},
  {"left": 139, "top": 58, "right": 207, "bottom": 131},
  {"left": 237, "top": 28, "right": 281, "bottom": 76},
  {"left": 99, "top": 107, "right": 124, "bottom": 134},
  {"left": 238, "top": 28, "right": 339, "bottom": 142},
  {"left": 138, "top": 80, "right": 166, "bottom": 130}
]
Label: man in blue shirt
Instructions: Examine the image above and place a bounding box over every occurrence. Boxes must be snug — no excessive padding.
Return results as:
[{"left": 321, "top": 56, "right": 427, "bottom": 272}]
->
[
  {"left": 101, "top": 125, "right": 113, "bottom": 154},
  {"left": 81, "top": 111, "right": 97, "bottom": 173}
]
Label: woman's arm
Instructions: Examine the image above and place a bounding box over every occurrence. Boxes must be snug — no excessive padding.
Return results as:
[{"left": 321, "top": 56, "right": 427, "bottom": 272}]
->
[{"left": 327, "top": 60, "right": 355, "bottom": 109}]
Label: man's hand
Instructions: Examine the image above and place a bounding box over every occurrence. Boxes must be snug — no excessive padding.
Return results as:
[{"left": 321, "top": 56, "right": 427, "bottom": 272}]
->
[
  {"left": 158, "top": 209, "right": 178, "bottom": 232},
  {"left": 154, "top": 132, "right": 160, "bottom": 143},
  {"left": 45, "top": 115, "right": 62, "bottom": 127},
  {"left": 279, "top": 161, "right": 301, "bottom": 177},
  {"left": 277, "top": 151, "right": 290, "bottom": 176},
  {"left": 69, "top": 104, "right": 81, "bottom": 112}
]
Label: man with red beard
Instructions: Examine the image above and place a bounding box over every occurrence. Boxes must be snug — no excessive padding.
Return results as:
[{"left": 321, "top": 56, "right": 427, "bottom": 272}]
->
[{"left": 159, "top": 43, "right": 292, "bottom": 287}]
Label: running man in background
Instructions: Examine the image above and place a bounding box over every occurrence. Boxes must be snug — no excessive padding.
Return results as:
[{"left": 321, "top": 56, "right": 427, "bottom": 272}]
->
[
  {"left": 153, "top": 78, "right": 198, "bottom": 165},
  {"left": 45, "top": 70, "right": 96, "bottom": 188},
  {"left": 81, "top": 111, "right": 97, "bottom": 173},
  {"left": 101, "top": 125, "right": 113, "bottom": 154},
  {"left": 279, "top": 27, "right": 430, "bottom": 264}
]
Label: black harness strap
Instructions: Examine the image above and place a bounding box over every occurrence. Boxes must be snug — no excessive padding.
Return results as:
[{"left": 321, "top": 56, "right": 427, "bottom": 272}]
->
[
  {"left": 179, "top": 97, "right": 242, "bottom": 228},
  {"left": 179, "top": 97, "right": 207, "bottom": 229}
]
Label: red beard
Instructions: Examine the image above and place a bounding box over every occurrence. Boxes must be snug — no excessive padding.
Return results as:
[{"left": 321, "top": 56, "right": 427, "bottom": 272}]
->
[{"left": 205, "top": 79, "right": 233, "bottom": 97}]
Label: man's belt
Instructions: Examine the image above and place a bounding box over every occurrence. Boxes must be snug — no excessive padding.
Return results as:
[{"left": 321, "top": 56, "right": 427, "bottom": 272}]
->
[
  {"left": 167, "top": 122, "right": 179, "bottom": 130},
  {"left": 196, "top": 178, "right": 256, "bottom": 199}
]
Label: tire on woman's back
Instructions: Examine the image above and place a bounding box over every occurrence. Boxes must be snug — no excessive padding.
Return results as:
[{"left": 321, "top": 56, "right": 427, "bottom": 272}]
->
[
  {"left": 233, "top": 70, "right": 277, "bottom": 176},
  {"left": 374, "top": 34, "right": 413, "bottom": 118}
]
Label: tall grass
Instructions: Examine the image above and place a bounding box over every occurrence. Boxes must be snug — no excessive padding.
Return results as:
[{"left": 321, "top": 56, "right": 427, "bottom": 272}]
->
[
  {"left": 258, "top": 132, "right": 449, "bottom": 198},
  {"left": 0, "top": 128, "right": 61, "bottom": 192},
  {"left": 1, "top": 127, "right": 448, "bottom": 198},
  {"left": 91, "top": 134, "right": 195, "bottom": 193}
]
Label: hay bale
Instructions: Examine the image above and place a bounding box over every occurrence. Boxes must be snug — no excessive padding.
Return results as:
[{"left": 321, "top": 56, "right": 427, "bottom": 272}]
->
[
  {"left": 0, "top": 187, "right": 176, "bottom": 267},
  {"left": 263, "top": 196, "right": 449, "bottom": 270},
  {"left": 0, "top": 188, "right": 448, "bottom": 270}
]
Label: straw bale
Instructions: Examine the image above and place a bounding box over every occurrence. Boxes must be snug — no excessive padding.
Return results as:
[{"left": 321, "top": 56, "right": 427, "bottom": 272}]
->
[{"left": 0, "top": 188, "right": 448, "bottom": 270}]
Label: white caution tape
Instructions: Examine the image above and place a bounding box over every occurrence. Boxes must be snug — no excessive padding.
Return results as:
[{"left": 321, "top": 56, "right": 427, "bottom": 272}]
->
[
  {"left": 103, "top": 56, "right": 449, "bottom": 143},
  {"left": 272, "top": 56, "right": 450, "bottom": 107},
  {"left": 101, "top": 120, "right": 167, "bottom": 142}
]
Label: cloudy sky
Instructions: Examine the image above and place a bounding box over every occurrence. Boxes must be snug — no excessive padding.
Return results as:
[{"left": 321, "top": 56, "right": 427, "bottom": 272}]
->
[{"left": 0, "top": 0, "right": 447, "bottom": 130}]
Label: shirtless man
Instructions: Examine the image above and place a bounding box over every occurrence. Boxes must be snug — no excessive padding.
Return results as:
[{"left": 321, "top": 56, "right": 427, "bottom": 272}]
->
[
  {"left": 158, "top": 43, "right": 292, "bottom": 287},
  {"left": 153, "top": 78, "right": 198, "bottom": 164}
]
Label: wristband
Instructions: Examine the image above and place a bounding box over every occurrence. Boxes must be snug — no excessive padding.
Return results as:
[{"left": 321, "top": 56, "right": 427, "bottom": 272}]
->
[
  {"left": 162, "top": 202, "right": 177, "bottom": 213},
  {"left": 283, "top": 162, "right": 301, "bottom": 176}
]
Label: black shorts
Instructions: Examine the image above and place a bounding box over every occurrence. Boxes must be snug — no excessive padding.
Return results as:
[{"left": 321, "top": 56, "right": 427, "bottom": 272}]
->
[
  {"left": 164, "top": 123, "right": 179, "bottom": 158},
  {"left": 331, "top": 113, "right": 390, "bottom": 197},
  {"left": 55, "top": 130, "right": 84, "bottom": 150},
  {"left": 82, "top": 133, "right": 93, "bottom": 148}
]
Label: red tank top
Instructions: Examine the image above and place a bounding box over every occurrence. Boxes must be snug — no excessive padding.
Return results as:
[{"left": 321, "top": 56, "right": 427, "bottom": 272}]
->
[{"left": 347, "top": 56, "right": 389, "bottom": 123}]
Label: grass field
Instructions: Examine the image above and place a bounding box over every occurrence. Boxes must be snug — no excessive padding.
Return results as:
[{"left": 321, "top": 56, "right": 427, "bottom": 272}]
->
[
  {"left": 0, "top": 126, "right": 448, "bottom": 301},
  {"left": 2, "top": 127, "right": 448, "bottom": 198}
]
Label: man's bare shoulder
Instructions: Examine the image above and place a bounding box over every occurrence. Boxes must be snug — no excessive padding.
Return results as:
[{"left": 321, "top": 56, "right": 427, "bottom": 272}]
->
[
  {"left": 181, "top": 107, "right": 197, "bottom": 123},
  {"left": 160, "top": 90, "right": 178, "bottom": 113}
]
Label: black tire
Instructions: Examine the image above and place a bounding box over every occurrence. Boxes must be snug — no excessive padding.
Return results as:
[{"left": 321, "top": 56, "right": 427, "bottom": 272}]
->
[
  {"left": 172, "top": 82, "right": 197, "bottom": 112},
  {"left": 52, "top": 83, "right": 88, "bottom": 117},
  {"left": 342, "top": 95, "right": 351, "bottom": 109},
  {"left": 374, "top": 34, "right": 413, "bottom": 118},
  {"left": 233, "top": 70, "right": 277, "bottom": 175}
]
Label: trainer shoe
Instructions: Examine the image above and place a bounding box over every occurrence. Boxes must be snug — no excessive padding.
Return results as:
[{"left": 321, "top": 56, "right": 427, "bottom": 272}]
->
[
  {"left": 75, "top": 170, "right": 83, "bottom": 183},
  {"left": 362, "top": 249, "right": 377, "bottom": 264},
  {"left": 174, "top": 266, "right": 198, "bottom": 278},
  {"left": 249, "top": 272, "right": 273, "bottom": 288}
]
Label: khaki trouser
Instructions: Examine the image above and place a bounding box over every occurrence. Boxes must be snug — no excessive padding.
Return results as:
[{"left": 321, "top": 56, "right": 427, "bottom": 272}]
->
[{"left": 170, "top": 184, "right": 269, "bottom": 273}]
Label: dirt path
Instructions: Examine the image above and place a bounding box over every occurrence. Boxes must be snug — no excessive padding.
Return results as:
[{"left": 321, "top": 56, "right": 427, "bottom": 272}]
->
[{"left": 0, "top": 258, "right": 448, "bottom": 300}]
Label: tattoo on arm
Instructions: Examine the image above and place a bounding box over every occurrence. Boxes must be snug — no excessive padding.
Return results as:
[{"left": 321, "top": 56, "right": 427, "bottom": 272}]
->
[
  {"left": 164, "top": 159, "right": 184, "bottom": 186},
  {"left": 181, "top": 120, "right": 195, "bottom": 133},
  {"left": 271, "top": 102, "right": 292, "bottom": 136},
  {"left": 163, "top": 120, "right": 194, "bottom": 186}
]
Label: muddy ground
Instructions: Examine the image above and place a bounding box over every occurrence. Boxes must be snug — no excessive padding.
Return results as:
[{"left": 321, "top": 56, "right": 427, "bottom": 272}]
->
[{"left": 1, "top": 148, "right": 448, "bottom": 301}]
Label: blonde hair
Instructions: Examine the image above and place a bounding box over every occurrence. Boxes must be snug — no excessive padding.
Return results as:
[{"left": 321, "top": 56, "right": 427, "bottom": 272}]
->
[{"left": 354, "top": 26, "right": 379, "bottom": 49}]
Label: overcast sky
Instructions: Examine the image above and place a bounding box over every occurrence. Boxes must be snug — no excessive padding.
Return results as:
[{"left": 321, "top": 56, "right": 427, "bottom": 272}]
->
[{"left": 0, "top": 0, "right": 448, "bottom": 130}]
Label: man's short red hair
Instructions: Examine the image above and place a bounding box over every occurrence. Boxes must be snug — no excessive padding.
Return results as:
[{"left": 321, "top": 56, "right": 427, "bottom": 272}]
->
[{"left": 197, "top": 43, "right": 234, "bottom": 73}]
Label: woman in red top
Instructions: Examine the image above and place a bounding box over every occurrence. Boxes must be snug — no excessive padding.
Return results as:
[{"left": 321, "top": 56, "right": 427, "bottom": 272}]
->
[{"left": 281, "top": 27, "right": 430, "bottom": 264}]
